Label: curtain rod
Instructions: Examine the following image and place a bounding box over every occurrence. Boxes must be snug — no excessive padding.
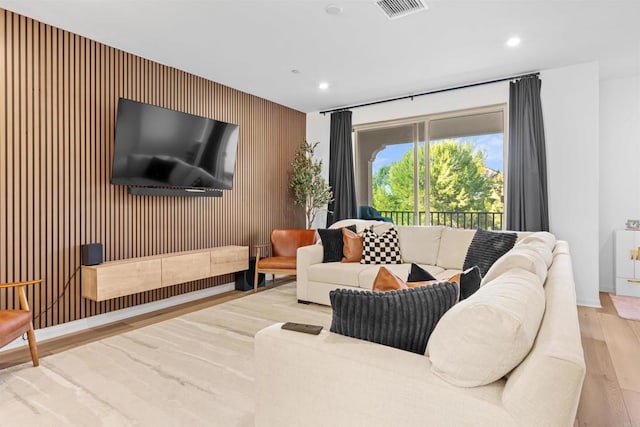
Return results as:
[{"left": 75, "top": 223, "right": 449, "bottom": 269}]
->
[{"left": 319, "top": 72, "right": 540, "bottom": 115}]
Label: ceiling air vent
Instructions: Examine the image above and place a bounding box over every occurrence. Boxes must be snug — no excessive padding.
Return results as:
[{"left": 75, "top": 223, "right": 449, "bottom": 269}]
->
[{"left": 375, "top": 0, "right": 427, "bottom": 20}]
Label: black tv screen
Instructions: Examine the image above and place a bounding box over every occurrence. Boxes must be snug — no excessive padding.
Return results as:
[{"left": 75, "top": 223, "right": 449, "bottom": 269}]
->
[{"left": 111, "top": 98, "right": 239, "bottom": 190}]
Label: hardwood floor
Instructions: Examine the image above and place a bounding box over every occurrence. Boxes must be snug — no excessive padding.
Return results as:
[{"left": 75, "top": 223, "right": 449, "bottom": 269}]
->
[
  {"left": 2, "top": 285, "right": 639, "bottom": 425},
  {"left": 576, "top": 293, "right": 640, "bottom": 426}
]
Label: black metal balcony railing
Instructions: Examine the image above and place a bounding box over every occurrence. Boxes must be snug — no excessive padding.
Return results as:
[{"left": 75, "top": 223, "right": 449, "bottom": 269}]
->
[{"left": 377, "top": 210, "right": 504, "bottom": 230}]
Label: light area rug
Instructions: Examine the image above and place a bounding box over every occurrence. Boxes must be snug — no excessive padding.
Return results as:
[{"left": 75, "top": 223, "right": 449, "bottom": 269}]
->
[
  {"left": 0, "top": 282, "right": 332, "bottom": 426},
  {"left": 609, "top": 293, "right": 640, "bottom": 321}
]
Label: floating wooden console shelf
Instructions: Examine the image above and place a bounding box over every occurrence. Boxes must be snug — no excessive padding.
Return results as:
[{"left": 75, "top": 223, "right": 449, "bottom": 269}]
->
[{"left": 82, "top": 246, "right": 248, "bottom": 301}]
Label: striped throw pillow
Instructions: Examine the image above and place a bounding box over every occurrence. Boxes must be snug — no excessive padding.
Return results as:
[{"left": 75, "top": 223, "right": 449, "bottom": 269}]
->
[{"left": 329, "top": 283, "right": 459, "bottom": 354}]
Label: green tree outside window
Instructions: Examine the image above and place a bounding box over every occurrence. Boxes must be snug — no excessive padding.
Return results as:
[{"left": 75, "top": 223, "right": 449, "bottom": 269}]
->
[{"left": 372, "top": 140, "right": 503, "bottom": 227}]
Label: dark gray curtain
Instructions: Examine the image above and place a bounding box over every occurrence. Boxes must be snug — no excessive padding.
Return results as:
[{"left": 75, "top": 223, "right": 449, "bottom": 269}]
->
[
  {"left": 506, "top": 75, "right": 549, "bottom": 231},
  {"left": 326, "top": 110, "right": 357, "bottom": 226}
]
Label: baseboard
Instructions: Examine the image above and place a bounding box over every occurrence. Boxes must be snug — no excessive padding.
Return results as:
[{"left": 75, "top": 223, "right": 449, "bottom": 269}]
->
[
  {"left": 600, "top": 283, "right": 614, "bottom": 293},
  {"left": 576, "top": 298, "right": 602, "bottom": 308},
  {"left": 1, "top": 282, "right": 235, "bottom": 353}
]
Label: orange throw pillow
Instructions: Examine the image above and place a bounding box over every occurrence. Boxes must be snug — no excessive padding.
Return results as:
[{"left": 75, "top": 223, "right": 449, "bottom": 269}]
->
[
  {"left": 407, "top": 273, "right": 461, "bottom": 303},
  {"left": 372, "top": 267, "right": 408, "bottom": 292},
  {"left": 342, "top": 227, "right": 364, "bottom": 263},
  {"left": 447, "top": 273, "right": 461, "bottom": 284}
]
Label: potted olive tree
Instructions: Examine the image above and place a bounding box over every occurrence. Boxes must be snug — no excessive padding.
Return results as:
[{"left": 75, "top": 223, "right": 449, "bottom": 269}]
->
[{"left": 290, "top": 140, "right": 333, "bottom": 229}]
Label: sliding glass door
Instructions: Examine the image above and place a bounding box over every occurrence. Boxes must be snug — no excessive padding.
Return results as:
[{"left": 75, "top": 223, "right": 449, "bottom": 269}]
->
[
  {"left": 354, "top": 106, "right": 506, "bottom": 229},
  {"left": 355, "top": 123, "right": 424, "bottom": 225}
]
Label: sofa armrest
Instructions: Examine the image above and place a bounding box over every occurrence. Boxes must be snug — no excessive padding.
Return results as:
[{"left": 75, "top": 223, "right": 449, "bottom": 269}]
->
[
  {"left": 296, "top": 244, "right": 323, "bottom": 301},
  {"left": 254, "top": 324, "right": 514, "bottom": 427}
]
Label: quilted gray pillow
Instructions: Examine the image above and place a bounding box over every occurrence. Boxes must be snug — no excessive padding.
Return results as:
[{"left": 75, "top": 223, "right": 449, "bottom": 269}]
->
[
  {"left": 463, "top": 229, "right": 517, "bottom": 276},
  {"left": 329, "top": 283, "right": 459, "bottom": 354}
]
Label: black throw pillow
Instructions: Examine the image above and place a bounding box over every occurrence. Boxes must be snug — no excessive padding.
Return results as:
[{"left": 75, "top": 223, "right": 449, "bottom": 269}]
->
[
  {"left": 407, "top": 263, "right": 437, "bottom": 282},
  {"left": 463, "top": 229, "right": 517, "bottom": 276},
  {"left": 318, "top": 225, "right": 356, "bottom": 263},
  {"left": 459, "top": 266, "right": 482, "bottom": 301},
  {"left": 329, "top": 283, "right": 459, "bottom": 354}
]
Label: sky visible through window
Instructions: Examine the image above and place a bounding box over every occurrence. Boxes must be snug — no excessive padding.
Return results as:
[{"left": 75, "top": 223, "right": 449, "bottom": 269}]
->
[{"left": 372, "top": 132, "right": 504, "bottom": 174}]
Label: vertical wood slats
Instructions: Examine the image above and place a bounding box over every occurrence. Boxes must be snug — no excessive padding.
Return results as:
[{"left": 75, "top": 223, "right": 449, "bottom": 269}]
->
[{"left": 0, "top": 9, "right": 306, "bottom": 329}]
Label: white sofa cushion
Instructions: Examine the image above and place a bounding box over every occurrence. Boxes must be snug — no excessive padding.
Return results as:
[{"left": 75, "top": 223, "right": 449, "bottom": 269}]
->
[
  {"left": 436, "top": 228, "right": 476, "bottom": 270},
  {"left": 515, "top": 232, "right": 556, "bottom": 268},
  {"left": 517, "top": 231, "right": 556, "bottom": 249},
  {"left": 481, "top": 245, "right": 548, "bottom": 286},
  {"left": 397, "top": 226, "right": 444, "bottom": 265},
  {"left": 520, "top": 241, "right": 553, "bottom": 269},
  {"left": 307, "top": 262, "right": 371, "bottom": 287},
  {"left": 427, "top": 268, "right": 545, "bottom": 387},
  {"left": 255, "top": 323, "right": 514, "bottom": 427}
]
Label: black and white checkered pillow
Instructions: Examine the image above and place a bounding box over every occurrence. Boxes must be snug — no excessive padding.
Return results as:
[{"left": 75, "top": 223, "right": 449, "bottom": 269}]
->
[{"left": 360, "top": 226, "right": 403, "bottom": 264}]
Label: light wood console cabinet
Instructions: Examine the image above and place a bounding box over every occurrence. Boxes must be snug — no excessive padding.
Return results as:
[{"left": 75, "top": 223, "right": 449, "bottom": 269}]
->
[{"left": 82, "top": 246, "right": 248, "bottom": 301}]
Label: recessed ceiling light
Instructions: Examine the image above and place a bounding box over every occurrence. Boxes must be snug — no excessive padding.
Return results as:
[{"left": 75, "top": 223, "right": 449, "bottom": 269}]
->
[
  {"left": 291, "top": 68, "right": 300, "bottom": 74},
  {"left": 506, "top": 37, "right": 521, "bottom": 47},
  {"left": 326, "top": 5, "right": 343, "bottom": 15},
  {"left": 318, "top": 82, "right": 330, "bottom": 90}
]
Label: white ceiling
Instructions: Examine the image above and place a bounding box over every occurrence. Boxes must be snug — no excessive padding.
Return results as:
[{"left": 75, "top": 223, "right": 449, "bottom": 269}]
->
[{"left": 1, "top": 0, "right": 639, "bottom": 113}]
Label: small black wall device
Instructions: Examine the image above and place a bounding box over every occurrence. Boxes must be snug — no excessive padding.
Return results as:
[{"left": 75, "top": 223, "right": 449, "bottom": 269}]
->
[{"left": 81, "top": 243, "right": 103, "bottom": 266}]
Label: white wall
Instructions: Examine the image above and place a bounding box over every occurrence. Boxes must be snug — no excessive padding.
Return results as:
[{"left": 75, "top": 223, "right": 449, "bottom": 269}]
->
[
  {"left": 305, "top": 112, "right": 332, "bottom": 228},
  {"left": 541, "top": 62, "right": 600, "bottom": 307},
  {"left": 307, "top": 63, "right": 603, "bottom": 306},
  {"left": 598, "top": 74, "right": 640, "bottom": 292}
]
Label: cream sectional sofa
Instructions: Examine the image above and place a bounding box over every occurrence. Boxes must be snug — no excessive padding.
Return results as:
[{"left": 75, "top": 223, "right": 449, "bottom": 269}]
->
[
  {"left": 297, "top": 220, "right": 502, "bottom": 305},
  {"left": 255, "top": 222, "right": 585, "bottom": 426}
]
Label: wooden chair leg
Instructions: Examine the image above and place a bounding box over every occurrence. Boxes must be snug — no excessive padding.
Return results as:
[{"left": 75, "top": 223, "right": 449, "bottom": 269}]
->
[
  {"left": 26, "top": 325, "right": 39, "bottom": 367},
  {"left": 253, "top": 268, "right": 260, "bottom": 293},
  {"left": 15, "top": 284, "right": 39, "bottom": 367}
]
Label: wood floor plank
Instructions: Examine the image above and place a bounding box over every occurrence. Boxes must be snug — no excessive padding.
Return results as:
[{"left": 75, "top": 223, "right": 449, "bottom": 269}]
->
[
  {"left": 599, "top": 292, "right": 617, "bottom": 315},
  {"left": 578, "top": 306, "right": 605, "bottom": 341},
  {"left": 576, "top": 293, "right": 640, "bottom": 425},
  {"left": 577, "top": 374, "right": 629, "bottom": 427},
  {"left": 576, "top": 337, "right": 630, "bottom": 426},
  {"left": 599, "top": 312, "right": 640, "bottom": 393},
  {"left": 622, "top": 389, "right": 640, "bottom": 425},
  {"left": 626, "top": 318, "right": 640, "bottom": 343},
  {"left": 581, "top": 337, "right": 616, "bottom": 378}
]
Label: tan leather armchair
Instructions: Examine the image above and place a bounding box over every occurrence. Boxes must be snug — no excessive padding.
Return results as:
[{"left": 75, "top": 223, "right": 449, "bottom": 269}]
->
[
  {"left": 0, "top": 279, "right": 41, "bottom": 367},
  {"left": 254, "top": 229, "right": 317, "bottom": 292}
]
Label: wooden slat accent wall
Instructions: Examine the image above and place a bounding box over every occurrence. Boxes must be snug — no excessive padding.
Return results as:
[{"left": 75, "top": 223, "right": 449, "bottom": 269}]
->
[{"left": 0, "top": 9, "right": 306, "bottom": 329}]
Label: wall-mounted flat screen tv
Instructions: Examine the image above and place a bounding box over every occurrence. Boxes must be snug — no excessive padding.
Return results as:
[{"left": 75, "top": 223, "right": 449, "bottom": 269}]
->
[{"left": 111, "top": 98, "right": 239, "bottom": 190}]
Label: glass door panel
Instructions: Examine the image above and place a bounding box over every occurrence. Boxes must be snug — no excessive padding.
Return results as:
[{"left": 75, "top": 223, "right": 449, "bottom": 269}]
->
[
  {"left": 428, "top": 132, "right": 504, "bottom": 229},
  {"left": 366, "top": 125, "right": 416, "bottom": 225},
  {"left": 354, "top": 107, "right": 504, "bottom": 229}
]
